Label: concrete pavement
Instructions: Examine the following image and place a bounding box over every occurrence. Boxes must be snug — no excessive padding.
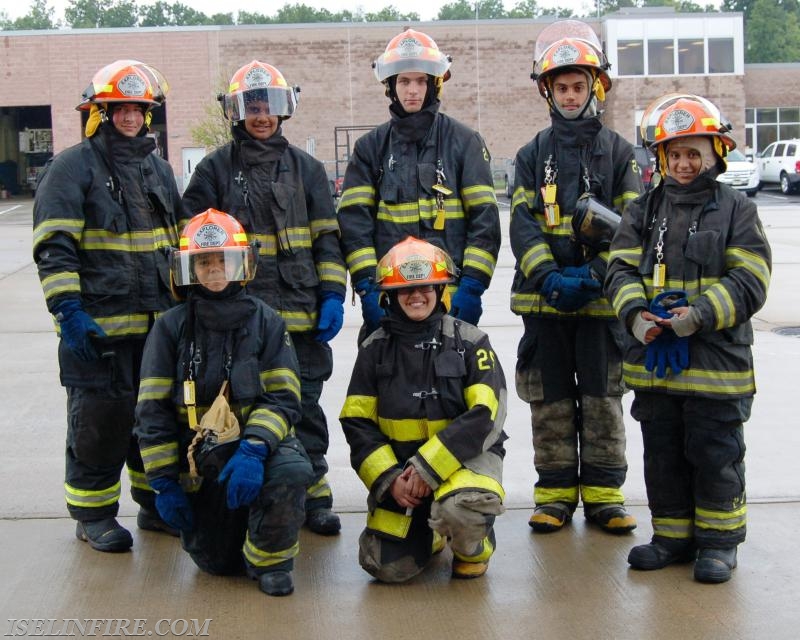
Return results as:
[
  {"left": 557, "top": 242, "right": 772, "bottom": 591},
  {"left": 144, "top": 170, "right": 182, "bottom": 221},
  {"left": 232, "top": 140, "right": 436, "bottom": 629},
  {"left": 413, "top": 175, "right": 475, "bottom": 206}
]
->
[{"left": 1, "top": 194, "right": 799, "bottom": 639}]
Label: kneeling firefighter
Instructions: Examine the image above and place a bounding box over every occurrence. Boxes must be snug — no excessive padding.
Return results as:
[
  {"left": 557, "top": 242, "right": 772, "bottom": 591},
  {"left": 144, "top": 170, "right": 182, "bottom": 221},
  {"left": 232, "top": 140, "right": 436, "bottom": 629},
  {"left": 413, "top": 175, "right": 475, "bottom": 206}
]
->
[
  {"left": 134, "top": 209, "right": 313, "bottom": 597},
  {"left": 340, "top": 237, "right": 508, "bottom": 582}
]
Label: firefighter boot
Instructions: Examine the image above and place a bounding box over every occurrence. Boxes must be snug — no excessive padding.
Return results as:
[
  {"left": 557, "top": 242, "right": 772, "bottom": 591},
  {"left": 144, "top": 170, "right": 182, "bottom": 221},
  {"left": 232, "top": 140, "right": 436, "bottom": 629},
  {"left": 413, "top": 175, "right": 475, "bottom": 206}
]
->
[
  {"left": 137, "top": 507, "right": 180, "bottom": 537},
  {"left": 585, "top": 504, "right": 637, "bottom": 534},
  {"left": 76, "top": 518, "right": 133, "bottom": 552},
  {"left": 306, "top": 508, "right": 341, "bottom": 535},
  {"left": 452, "top": 560, "right": 489, "bottom": 579},
  {"left": 694, "top": 547, "right": 737, "bottom": 584},
  {"left": 528, "top": 503, "right": 572, "bottom": 533},
  {"left": 258, "top": 570, "right": 294, "bottom": 597},
  {"left": 628, "top": 538, "right": 696, "bottom": 570}
]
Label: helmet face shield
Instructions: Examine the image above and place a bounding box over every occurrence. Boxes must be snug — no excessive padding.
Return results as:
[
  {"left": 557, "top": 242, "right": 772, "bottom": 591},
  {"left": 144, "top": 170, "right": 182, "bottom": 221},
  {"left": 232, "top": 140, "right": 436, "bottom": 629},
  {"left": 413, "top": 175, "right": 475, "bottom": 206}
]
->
[
  {"left": 171, "top": 248, "right": 256, "bottom": 287},
  {"left": 223, "top": 87, "right": 298, "bottom": 121}
]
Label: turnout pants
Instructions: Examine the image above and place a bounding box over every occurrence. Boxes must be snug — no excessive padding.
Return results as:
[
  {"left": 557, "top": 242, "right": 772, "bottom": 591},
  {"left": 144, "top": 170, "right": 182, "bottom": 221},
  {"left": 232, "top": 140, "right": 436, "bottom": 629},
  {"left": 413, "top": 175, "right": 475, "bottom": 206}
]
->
[
  {"left": 290, "top": 332, "right": 335, "bottom": 512},
  {"left": 515, "top": 315, "right": 628, "bottom": 512},
  {"left": 182, "top": 436, "right": 313, "bottom": 576},
  {"left": 60, "top": 338, "right": 153, "bottom": 522},
  {"left": 631, "top": 392, "right": 749, "bottom": 549}
]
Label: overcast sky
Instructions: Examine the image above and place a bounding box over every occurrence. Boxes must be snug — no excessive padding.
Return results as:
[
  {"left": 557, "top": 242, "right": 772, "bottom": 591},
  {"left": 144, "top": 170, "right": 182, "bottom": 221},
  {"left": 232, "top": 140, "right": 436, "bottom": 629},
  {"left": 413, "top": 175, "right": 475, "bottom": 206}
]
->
[{"left": 2, "top": 0, "right": 601, "bottom": 23}]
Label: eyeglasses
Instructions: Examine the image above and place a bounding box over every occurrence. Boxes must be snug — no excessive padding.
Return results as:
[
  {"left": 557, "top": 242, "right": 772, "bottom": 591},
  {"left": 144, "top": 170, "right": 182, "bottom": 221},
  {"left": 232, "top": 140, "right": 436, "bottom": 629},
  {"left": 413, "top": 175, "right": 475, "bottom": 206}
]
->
[{"left": 396, "top": 284, "right": 435, "bottom": 295}]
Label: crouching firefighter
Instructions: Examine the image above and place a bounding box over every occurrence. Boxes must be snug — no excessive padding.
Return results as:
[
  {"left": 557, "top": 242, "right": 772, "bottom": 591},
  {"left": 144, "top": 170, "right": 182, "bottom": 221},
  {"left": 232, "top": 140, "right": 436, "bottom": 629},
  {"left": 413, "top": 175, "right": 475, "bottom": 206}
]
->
[
  {"left": 340, "top": 237, "right": 508, "bottom": 582},
  {"left": 134, "top": 209, "right": 313, "bottom": 597}
]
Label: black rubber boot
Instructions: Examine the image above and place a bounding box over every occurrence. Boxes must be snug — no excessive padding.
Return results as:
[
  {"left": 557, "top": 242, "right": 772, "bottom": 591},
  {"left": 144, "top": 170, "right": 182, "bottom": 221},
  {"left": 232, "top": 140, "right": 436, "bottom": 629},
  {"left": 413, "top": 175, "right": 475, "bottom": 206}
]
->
[
  {"left": 306, "top": 508, "right": 341, "bottom": 535},
  {"left": 258, "top": 571, "right": 294, "bottom": 597},
  {"left": 75, "top": 518, "right": 133, "bottom": 553},
  {"left": 694, "top": 547, "right": 737, "bottom": 584},
  {"left": 628, "top": 539, "right": 696, "bottom": 570},
  {"left": 585, "top": 505, "right": 637, "bottom": 534},
  {"left": 137, "top": 508, "right": 180, "bottom": 537}
]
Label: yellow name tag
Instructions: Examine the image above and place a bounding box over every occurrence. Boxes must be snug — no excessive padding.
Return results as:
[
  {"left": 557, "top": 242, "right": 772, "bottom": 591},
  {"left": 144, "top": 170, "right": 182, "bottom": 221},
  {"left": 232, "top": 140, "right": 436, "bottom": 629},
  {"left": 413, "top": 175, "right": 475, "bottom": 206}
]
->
[{"left": 653, "top": 263, "right": 666, "bottom": 288}]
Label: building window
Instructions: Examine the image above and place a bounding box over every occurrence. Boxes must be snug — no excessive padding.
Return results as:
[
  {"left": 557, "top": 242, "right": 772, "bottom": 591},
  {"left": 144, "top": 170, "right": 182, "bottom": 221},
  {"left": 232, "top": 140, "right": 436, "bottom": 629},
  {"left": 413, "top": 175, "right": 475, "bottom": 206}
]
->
[
  {"left": 618, "top": 40, "right": 644, "bottom": 75},
  {"left": 708, "top": 38, "right": 734, "bottom": 73},
  {"left": 678, "top": 39, "right": 704, "bottom": 74},
  {"left": 648, "top": 40, "right": 674, "bottom": 75}
]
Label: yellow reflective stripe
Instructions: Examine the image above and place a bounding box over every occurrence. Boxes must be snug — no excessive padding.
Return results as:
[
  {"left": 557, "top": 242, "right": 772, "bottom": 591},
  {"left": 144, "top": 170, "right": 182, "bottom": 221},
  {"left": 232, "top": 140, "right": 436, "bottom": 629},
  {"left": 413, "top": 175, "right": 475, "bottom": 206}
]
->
[
  {"left": 623, "top": 362, "right": 755, "bottom": 395},
  {"left": 463, "top": 246, "right": 496, "bottom": 278},
  {"left": 417, "top": 435, "right": 461, "bottom": 481},
  {"left": 453, "top": 535, "right": 494, "bottom": 563},
  {"left": 254, "top": 234, "right": 279, "bottom": 256},
  {"left": 243, "top": 534, "right": 299, "bottom": 567},
  {"left": 608, "top": 245, "right": 642, "bottom": 267},
  {"left": 260, "top": 368, "right": 301, "bottom": 402},
  {"left": 32, "top": 218, "right": 84, "bottom": 249},
  {"left": 140, "top": 441, "right": 179, "bottom": 474},
  {"left": 518, "top": 243, "right": 555, "bottom": 278},
  {"left": 414, "top": 197, "right": 466, "bottom": 222},
  {"left": 248, "top": 408, "right": 288, "bottom": 440},
  {"left": 92, "top": 314, "right": 151, "bottom": 337},
  {"left": 357, "top": 444, "right": 399, "bottom": 489},
  {"left": 340, "top": 394, "right": 378, "bottom": 421},
  {"left": 705, "top": 282, "right": 736, "bottom": 329},
  {"left": 278, "top": 309, "right": 315, "bottom": 333},
  {"left": 727, "top": 246, "right": 770, "bottom": 289},
  {"left": 611, "top": 281, "right": 647, "bottom": 314},
  {"left": 306, "top": 475, "right": 332, "bottom": 499},
  {"left": 463, "top": 383, "right": 499, "bottom": 420},
  {"left": 41, "top": 272, "right": 81, "bottom": 299},
  {"left": 462, "top": 184, "right": 497, "bottom": 208},
  {"left": 695, "top": 504, "right": 747, "bottom": 531},
  {"left": 534, "top": 485, "right": 579, "bottom": 505},
  {"left": 376, "top": 200, "right": 420, "bottom": 224},
  {"left": 580, "top": 485, "right": 625, "bottom": 504},
  {"left": 127, "top": 469, "right": 150, "bottom": 491},
  {"left": 137, "top": 377, "right": 173, "bottom": 402},
  {"left": 64, "top": 481, "right": 121, "bottom": 508},
  {"left": 377, "top": 416, "right": 450, "bottom": 442},
  {"left": 317, "top": 261, "right": 347, "bottom": 285},
  {"left": 434, "top": 468, "right": 505, "bottom": 502},
  {"left": 80, "top": 227, "right": 176, "bottom": 251},
  {"left": 613, "top": 191, "right": 640, "bottom": 209},
  {"left": 309, "top": 217, "right": 339, "bottom": 239},
  {"left": 532, "top": 212, "right": 574, "bottom": 236},
  {"left": 346, "top": 247, "right": 378, "bottom": 276},
  {"left": 339, "top": 185, "right": 376, "bottom": 208},
  {"left": 510, "top": 292, "right": 617, "bottom": 318},
  {"left": 652, "top": 516, "right": 693, "bottom": 539},
  {"left": 366, "top": 507, "right": 412, "bottom": 538}
]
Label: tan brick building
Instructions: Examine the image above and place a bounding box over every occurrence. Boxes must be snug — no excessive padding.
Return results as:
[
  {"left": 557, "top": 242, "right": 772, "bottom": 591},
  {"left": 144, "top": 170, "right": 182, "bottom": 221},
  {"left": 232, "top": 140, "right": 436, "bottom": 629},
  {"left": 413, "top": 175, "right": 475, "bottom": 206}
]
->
[{"left": 0, "top": 11, "right": 798, "bottom": 193}]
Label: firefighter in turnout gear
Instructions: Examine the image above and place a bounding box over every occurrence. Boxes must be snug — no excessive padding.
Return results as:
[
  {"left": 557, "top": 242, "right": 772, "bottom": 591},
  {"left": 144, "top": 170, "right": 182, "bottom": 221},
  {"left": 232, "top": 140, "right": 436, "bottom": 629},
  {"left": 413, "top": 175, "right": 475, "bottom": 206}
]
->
[
  {"left": 32, "top": 60, "right": 184, "bottom": 552},
  {"left": 337, "top": 28, "right": 501, "bottom": 340},
  {"left": 182, "top": 61, "right": 347, "bottom": 536},
  {"left": 509, "top": 21, "right": 643, "bottom": 535},
  {"left": 606, "top": 94, "right": 771, "bottom": 583},
  {"left": 340, "top": 238, "right": 507, "bottom": 582},
  {"left": 135, "top": 210, "right": 313, "bottom": 597}
]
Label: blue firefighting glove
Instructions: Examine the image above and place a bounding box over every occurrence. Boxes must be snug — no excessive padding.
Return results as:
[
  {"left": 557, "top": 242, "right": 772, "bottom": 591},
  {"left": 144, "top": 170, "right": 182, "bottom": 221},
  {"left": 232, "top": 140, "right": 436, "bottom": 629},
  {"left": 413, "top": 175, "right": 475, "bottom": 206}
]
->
[
  {"left": 316, "top": 291, "right": 345, "bottom": 343},
  {"left": 150, "top": 477, "right": 194, "bottom": 533},
  {"left": 53, "top": 299, "right": 107, "bottom": 362},
  {"left": 218, "top": 439, "right": 268, "bottom": 510},
  {"left": 540, "top": 270, "right": 602, "bottom": 313},
  {"left": 645, "top": 290, "right": 690, "bottom": 378},
  {"left": 449, "top": 275, "right": 486, "bottom": 326},
  {"left": 562, "top": 264, "right": 594, "bottom": 280},
  {"left": 355, "top": 278, "right": 384, "bottom": 335}
]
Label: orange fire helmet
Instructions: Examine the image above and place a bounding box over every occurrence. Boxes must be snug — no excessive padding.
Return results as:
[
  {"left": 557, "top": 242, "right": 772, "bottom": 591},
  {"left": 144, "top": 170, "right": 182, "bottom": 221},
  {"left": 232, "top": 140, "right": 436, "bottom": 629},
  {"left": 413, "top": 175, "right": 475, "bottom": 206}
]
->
[
  {"left": 222, "top": 60, "right": 299, "bottom": 122},
  {"left": 76, "top": 60, "right": 168, "bottom": 111},
  {"left": 375, "top": 237, "right": 457, "bottom": 291},
  {"left": 373, "top": 29, "right": 452, "bottom": 97}
]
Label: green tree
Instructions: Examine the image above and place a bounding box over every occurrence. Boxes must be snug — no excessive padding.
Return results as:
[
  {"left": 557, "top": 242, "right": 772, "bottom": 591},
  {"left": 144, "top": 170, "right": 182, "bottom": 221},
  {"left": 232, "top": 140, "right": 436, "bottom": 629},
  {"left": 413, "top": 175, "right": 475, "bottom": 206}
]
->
[
  {"left": 209, "top": 13, "right": 235, "bottom": 25},
  {"left": 190, "top": 98, "right": 231, "bottom": 150},
  {"left": 745, "top": 0, "right": 800, "bottom": 62},
  {"left": 364, "top": 6, "right": 420, "bottom": 21},
  {"left": 65, "top": 0, "right": 138, "bottom": 28},
  {"left": 437, "top": 0, "right": 475, "bottom": 20},
  {"left": 3, "top": 0, "right": 58, "bottom": 30},
  {"left": 506, "top": 0, "right": 542, "bottom": 19},
  {"left": 275, "top": 3, "right": 334, "bottom": 23},
  {"left": 237, "top": 11, "right": 272, "bottom": 24}
]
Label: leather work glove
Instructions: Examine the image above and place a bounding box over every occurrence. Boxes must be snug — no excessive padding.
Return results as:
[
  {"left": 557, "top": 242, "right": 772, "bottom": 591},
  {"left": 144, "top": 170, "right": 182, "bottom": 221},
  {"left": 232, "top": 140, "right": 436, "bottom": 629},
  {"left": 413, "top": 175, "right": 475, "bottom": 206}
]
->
[
  {"left": 449, "top": 275, "right": 486, "bottom": 326},
  {"left": 150, "top": 477, "right": 194, "bottom": 532},
  {"left": 53, "top": 298, "right": 107, "bottom": 362},
  {"left": 645, "top": 290, "right": 690, "bottom": 378},
  {"left": 316, "top": 291, "right": 345, "bottom": 343},
  {"left": 218, "top": 439, "right": 268, "bottom": 510},
  {"left": 540, "top": 270, "right": 602, "bottom": 313},
  {"left": 355, "top": 278, "right": 384, "bottom": 336}
]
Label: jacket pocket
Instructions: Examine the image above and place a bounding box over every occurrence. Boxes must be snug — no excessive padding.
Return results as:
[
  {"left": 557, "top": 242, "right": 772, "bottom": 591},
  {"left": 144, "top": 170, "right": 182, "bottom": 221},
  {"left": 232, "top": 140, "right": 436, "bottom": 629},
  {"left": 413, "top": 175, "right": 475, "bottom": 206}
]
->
[
  {"left": 685, "top": 229, "right": 721, "bottom": 267},
  {"left": 229, "top": 356, "right": 261, "bottom": 400}
]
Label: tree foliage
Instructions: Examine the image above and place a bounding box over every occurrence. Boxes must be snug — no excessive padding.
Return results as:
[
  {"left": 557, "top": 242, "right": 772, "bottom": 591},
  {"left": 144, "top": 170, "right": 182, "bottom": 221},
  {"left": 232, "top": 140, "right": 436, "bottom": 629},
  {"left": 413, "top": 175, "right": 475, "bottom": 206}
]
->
[{"left": 745, "top": 0, "right": 800, "bottom": 62}]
